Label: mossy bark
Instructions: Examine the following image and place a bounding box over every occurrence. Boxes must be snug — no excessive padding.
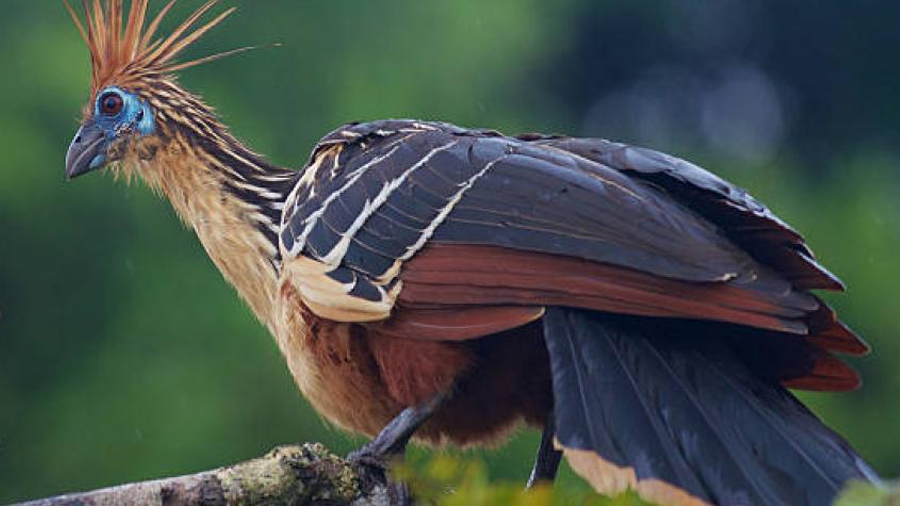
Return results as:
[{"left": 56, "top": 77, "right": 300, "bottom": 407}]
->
[{"left": 16, "top": 444, "right": 401, "bottom": 506}]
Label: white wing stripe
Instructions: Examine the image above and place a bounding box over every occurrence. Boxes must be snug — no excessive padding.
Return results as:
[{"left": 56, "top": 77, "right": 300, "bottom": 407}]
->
[
  {"left": 319, "top": 140, "right": 459, "bottom": 266},
  {"left": 288, "top": 144, "right": 403, "bottom": 256},
  {"left": 398, "top": 154, "right": 504, "bottom": 262}
]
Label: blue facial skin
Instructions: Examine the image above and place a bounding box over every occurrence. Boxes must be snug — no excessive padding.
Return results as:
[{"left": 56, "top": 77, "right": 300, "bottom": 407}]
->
[
  {"left": 87, "top": 86, "right": 156, "bottom": 169},
  {"left": 65, "top": 86, "right": 155, "bottom": 179}
]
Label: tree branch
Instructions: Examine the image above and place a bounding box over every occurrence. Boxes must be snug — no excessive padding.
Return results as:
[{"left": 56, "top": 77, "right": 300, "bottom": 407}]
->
[{"left": 15, "top": 443, "right": 402, "bottom": 506}]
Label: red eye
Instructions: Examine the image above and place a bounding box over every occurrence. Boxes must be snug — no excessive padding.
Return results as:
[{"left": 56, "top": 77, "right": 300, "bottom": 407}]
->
[{"left": 99, "top": 92, "right": 124, "bottom": 116}]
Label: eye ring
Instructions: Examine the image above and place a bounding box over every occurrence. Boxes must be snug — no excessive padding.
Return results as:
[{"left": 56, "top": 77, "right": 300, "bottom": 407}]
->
[{"left": 98, "top": 91, "right": 124, "bottom": 116}]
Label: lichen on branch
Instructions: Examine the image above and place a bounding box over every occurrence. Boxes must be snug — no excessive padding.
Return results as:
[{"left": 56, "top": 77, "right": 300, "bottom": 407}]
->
[{"left": 16, "top": 443, "right": 399, "bottom": 506}]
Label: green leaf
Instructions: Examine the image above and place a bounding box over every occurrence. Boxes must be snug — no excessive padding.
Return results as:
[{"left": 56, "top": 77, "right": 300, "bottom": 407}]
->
[
  {"left": 834, "top": 480, "right": 900, "bottom": 506},
  {"left": 394, "top": 454, "right": 656, "bottom": 506}
]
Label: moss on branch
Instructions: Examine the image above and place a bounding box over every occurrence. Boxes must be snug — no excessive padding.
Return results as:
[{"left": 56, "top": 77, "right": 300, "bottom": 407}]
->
[{"left": 16, "top": 444, "right": 399, "bottom": 506}]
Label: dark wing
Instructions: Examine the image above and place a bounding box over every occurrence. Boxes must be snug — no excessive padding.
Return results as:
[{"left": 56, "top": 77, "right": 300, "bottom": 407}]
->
[
  {"left": 527, "top": 135, "right": 843, "bottom": 291},
  {"left": 278, "top": 120, "right": 866, "bottom": 391}
]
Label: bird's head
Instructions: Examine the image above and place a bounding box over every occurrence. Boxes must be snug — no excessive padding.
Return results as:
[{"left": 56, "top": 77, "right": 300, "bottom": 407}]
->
[
  {"left": 64, "top": 0, "right": 248, "bottom": 180},
  {"left": 66, "top": 85, "right": 155, "bottom": 178}
]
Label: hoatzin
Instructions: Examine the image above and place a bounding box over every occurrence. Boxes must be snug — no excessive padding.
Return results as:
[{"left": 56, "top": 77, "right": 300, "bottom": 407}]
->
[{"left": 63, "top": 1, "right": 877, "bottom": 505}]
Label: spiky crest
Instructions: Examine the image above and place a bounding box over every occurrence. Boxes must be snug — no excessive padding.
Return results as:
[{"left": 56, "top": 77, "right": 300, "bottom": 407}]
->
[{"left": 64, "top": 0, "right": 251, "bottom": 95}]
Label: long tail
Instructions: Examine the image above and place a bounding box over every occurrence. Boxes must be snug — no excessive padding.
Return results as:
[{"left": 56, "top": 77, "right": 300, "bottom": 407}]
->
[{"left": 542, "top": 308, "right": 877, "bottom": 506}]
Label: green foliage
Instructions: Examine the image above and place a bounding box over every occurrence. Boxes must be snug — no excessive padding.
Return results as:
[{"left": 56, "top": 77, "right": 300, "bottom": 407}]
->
[
  {"left": 395, "top": 456, "right": 897, "bottom": 506},
  {"left": 395, "top": 455, "right": 653, "bottom": 506},
  {"left": 834, "top": 480, "right": 900, "bottom": 506}
]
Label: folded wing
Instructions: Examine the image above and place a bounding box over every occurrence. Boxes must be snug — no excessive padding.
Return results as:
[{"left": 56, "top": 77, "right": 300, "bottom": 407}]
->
[{"left": 278, "top": 120, "right": 867, "bottom": 392}]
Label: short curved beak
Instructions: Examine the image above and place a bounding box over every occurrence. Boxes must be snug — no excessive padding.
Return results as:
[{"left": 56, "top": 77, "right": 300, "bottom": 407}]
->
[{"left": 65, "top": 122, "right": 107, "bottom": 179}]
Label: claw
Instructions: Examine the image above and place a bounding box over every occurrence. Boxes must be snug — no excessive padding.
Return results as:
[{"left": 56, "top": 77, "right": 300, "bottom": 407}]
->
[
  {"left": 345, "top": 394, "right": 448, "bottom": 505},
  {"left": 347, "top": 445, "right": 398, "bottom": 472},
  {"left": 348, "top": 442, "right": 414, "bottom": 506}
]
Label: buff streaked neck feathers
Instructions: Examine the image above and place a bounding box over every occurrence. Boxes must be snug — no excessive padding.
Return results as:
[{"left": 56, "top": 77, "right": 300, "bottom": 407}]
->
[
  {"left": 122, "top": 128, "right": 287, "bottom": 327},
  {"left": 66, "top": 0, "right": 294, "bottom": 325}
]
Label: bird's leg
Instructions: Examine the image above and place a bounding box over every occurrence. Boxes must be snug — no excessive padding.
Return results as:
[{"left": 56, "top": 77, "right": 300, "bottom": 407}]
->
[
  {"left": 348, "top": 394, "right": 448, "bottom": 506},
  {"left": 526, "top": 413, "right": 563, "bottom": 488},
  {"left": 349, "top": 392, "right": 447, "bottom": 468}
]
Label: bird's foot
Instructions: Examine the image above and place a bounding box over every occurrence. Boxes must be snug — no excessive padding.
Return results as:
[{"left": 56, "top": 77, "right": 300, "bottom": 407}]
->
[
  {"left": 347, "top": 421, "right": 417, "bottom": 506},
  {"left": 348, "top": 441, "right": 402, "bottom": 471},
  {"left": 347, "top": 394, "right": 448, "bottom": 505},
  {"left": 348, "top": 394, "right": 447, "bottom": 468},
  {"left": 348, "top": 443, "right": 414, "bottom": 506},
  {"left": 348, "top": 407, "right": 419, "bottom": 472}
]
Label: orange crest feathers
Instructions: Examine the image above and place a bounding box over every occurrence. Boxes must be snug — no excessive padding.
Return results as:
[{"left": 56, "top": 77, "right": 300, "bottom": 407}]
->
[{"left": 64, "top": 0, "right": 251, "bottom": 94}]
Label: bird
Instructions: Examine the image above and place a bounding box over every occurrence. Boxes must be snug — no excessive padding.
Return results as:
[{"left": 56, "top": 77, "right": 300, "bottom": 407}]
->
[{"left": 62, "top": 1, "right": 878, "bottom": 505}]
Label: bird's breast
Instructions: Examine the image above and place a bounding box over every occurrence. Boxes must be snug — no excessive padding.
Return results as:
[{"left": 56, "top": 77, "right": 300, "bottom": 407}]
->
[{"left": 273, "top": 280, "right": 402, "bottom": 436}]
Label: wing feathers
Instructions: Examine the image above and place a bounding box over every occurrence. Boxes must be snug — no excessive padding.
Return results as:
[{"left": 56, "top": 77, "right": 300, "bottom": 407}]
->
[
  {"left": 541, "top": 138, "right": 844, "bottom": 291},
  {"left": 277, "top": 121, "right": 864, "bottom": 395},
  {"left": 544, "top": 309, "right": 873, "bottom": 505},
  {"left": 370, "top": 306, "right": 545, "bottom": 341},
  {"left": 401, "top": 244, "right": 816, "bottom": 335},
  {"left": 398, "top": 243, "right": 868, "bottom": 370}
]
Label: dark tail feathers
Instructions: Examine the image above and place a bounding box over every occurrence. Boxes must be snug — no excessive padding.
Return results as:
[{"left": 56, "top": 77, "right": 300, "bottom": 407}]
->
[{"left": 543, "top": 308, "right": 877, "bottom": 506}]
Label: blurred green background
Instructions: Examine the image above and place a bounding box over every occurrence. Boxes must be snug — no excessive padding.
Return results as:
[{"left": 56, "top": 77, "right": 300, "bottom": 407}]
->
[{"left": 1, "top": 0, "right": 899, "bottom": 503}]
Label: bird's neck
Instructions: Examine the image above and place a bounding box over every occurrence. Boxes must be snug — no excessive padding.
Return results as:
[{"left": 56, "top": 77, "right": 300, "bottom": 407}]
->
[{"left": 133, "top": 127, "right": 295, "bottom": 327}]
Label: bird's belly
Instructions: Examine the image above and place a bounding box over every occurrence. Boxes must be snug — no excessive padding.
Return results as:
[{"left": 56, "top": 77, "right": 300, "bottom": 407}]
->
[{"left": 275, "top": 281, "right": 553, "bottom": 444}]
